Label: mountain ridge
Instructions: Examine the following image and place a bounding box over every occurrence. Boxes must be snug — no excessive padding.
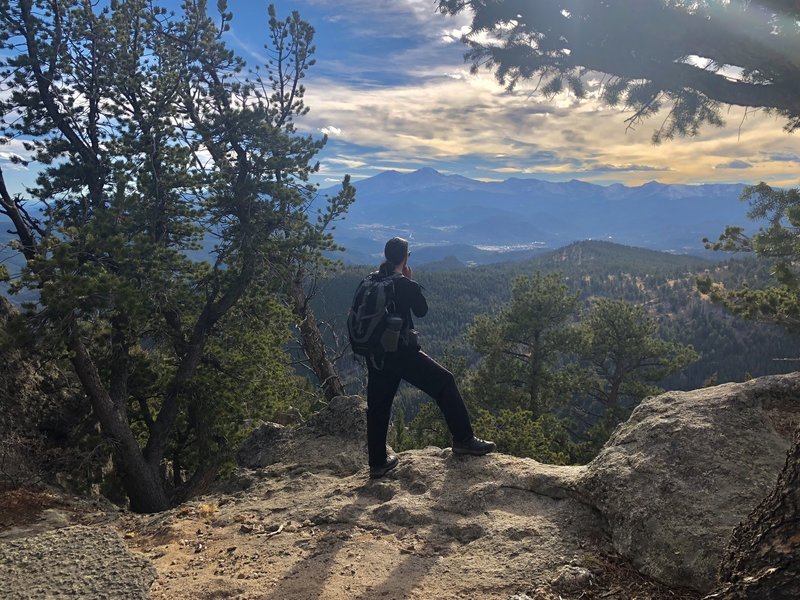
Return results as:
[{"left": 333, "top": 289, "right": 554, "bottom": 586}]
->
[{"left": 319, "top": 168, "right": 752, "bottom": 265}]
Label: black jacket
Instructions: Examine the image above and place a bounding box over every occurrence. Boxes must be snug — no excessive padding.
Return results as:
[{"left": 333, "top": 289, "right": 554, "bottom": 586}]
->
[{"left": 391, "top": 275, "right": 427, "bottom": 334}]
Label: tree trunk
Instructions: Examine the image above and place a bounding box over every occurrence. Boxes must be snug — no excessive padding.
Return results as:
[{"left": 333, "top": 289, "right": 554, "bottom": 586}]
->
[
  {"left": 145, "top": 250, "right": 255, "bottom": 469},
  {"left": 705, "top": 428, "right": 800, "bottom": 599},
  {"left": 68, "top": 329, "right": 169, "bottom": 513},
  {"left": 117, "top": 451, "right": 170, "bottom": 514},
  {"left": 528, "top": 334, "right": 544, "bottom": 418},
  {"left": 289, "top": 273, "right": 344, "bottom": 402},
  {"left": 607, "top": 370, "right": 624, "bottom": 411}
]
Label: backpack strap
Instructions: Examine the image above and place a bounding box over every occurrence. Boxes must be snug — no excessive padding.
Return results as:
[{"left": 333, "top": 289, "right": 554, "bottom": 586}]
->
[
  {"left": 386, "top": 271, "right": 403, "bottom": 314},
  {"left": 366, "top": 273, "right": 404, "bottom": 370}
]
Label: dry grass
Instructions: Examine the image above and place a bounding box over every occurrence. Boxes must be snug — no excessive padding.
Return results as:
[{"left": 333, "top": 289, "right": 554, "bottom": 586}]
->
[
  {"left": 578, "top": 550, "right": 703, "bottom": 600},
  {"left": 197, "top": 502, "right": 218, "bottom": 518}
]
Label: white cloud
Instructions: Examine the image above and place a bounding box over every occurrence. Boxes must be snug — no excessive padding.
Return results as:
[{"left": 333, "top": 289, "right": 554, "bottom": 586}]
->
[
  {"left": 0, "top": 151, "right": 27, "bottom": 164},
  {"left": 441, "top": 25, "right": 471, "bottom": 44},
  {"left": 301, "top": 65, "right": 800, "bottom": 186},
  {"left": 320, "top": 126, "right": 342, "bottom": 136},
  {"left": 0, "top": 140, "right": 32, "bottom": 172}
]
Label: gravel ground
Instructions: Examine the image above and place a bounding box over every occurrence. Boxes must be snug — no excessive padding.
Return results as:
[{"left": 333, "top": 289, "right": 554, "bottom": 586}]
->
[{"left": 0, "top": 525, "right": 155, "bottom": 599}]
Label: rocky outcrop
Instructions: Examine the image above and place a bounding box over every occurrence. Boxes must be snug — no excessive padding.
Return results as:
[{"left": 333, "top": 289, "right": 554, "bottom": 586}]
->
[
  {"left": 303, "top": 395, "right": 367, "bottom": 440},
  {"left": 578, "top": 373, "right": 800, "bottom": 592},
  {"left": 3, "top": 374, "right": 794, "bottom": 600},
  {"left": 0, "top": 525, "right": 156, "bottom": 600},
  {"left": 236, "top": 376, "right": 799, "bottom": 594}
]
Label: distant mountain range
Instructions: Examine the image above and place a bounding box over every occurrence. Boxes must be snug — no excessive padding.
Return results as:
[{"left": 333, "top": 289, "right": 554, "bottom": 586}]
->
[
  {"left": 1, "top": 169, "right": 756, "bottom": 273},
  {"left": 319, "top": 168, "right": 754, "bottom": 266}
]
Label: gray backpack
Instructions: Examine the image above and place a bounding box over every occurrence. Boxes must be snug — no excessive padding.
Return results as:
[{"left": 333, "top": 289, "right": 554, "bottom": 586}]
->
[{"left": 347, "top": 272, "right": 402, "bottom": 357}]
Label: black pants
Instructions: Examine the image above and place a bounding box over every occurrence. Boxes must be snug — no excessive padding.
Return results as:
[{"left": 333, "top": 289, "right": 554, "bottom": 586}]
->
[{"left": 366, "top": 350, "right": 474, "bottom": 467}]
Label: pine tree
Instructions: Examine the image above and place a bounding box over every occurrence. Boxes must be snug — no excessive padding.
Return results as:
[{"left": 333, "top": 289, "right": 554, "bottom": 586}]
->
[
  {"left": 466, "top": 272, "right": 580, "bottom": 418},
  {"left": 576, "top": 298, "right": 698, "bottom": 453},
  {"left": 0, "top": 1, "right": 352, "bottom": 512}
]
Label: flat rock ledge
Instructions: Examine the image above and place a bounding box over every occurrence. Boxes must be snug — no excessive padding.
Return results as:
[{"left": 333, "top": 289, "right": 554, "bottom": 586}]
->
[{"left": 0, "top": 525, "right": 156, "bottom": 600}]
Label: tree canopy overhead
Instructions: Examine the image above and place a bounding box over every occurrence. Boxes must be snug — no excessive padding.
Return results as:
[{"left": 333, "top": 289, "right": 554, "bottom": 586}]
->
[{"left": 437, "top": 0, "right": 800, "bottom": 140}]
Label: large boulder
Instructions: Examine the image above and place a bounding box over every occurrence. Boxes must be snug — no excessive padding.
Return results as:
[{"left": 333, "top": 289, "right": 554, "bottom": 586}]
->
[
  {"left": 578, "top": 373, "right": 800, "bottom": 592},
  {"left": 237, "top": 421, "right": 293, "bottom": 468},
  {"left": 303, "top": 395, "right": 367, "bottom": 441}
]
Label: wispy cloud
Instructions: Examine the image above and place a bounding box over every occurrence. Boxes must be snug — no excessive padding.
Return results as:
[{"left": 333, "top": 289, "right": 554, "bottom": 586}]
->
[
  {"left": 580, "top": 163, "right": 670, "bottom": 174},
  {"left": 0, "top": 151, "right": 28, "bottom": 170},
  {"left": 0, "top": 139, "right": 32, "bottom": 173},
  {"left": 320, "top": 154, "right": 368, "bottom": 169},
  {"left": 760, "top": 152, "right": 800, "bottom": 163},
  {"left": 441, "top": 25, "right": 471, "bottom": 44},
  {"left": 226, "top": 28, "right": 269, "bottom": 66}
]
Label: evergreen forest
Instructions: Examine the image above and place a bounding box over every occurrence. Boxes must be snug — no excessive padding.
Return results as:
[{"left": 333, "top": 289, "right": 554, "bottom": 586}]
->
[{"left": 312, "top": 241, "right": 800, "bottom": 462}]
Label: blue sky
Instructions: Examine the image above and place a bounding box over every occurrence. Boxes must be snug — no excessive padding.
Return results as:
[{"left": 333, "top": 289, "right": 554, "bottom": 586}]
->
[{"left": 2, "top": 0, "right": 799, "bottom": 194}]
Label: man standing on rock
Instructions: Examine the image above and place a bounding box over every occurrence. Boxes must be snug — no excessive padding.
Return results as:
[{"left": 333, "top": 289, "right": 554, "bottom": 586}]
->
[{"left": 365, "top": 237, "right": 495, "bottom": 478}]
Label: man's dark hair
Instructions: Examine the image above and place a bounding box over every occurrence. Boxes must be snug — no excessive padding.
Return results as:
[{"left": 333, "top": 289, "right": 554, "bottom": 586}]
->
[{"left": 379, "top": 237, "right": 409, "bottom": 275}]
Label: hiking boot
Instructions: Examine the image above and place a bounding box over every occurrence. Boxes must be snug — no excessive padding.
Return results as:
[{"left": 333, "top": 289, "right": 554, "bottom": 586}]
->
[
  {"left": 452, "top": 436, "right": 496, "bottom": 456},
  {"left": 369, "top": 454, "right": 399, "bottom": 479}
]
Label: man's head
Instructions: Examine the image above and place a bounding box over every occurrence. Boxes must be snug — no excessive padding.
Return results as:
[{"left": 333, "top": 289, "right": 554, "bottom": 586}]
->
[{"left": 384, "top": 237, "right": 409, "bottom": 267}]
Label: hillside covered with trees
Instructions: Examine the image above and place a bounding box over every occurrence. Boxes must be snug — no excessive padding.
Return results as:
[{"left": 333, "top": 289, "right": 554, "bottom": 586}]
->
[
  {"left": 312, "top": 240, "right": 800, "bottom": 463},
  {"left": 319, "top": 241, "right": 799, "bottom": 386}
]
